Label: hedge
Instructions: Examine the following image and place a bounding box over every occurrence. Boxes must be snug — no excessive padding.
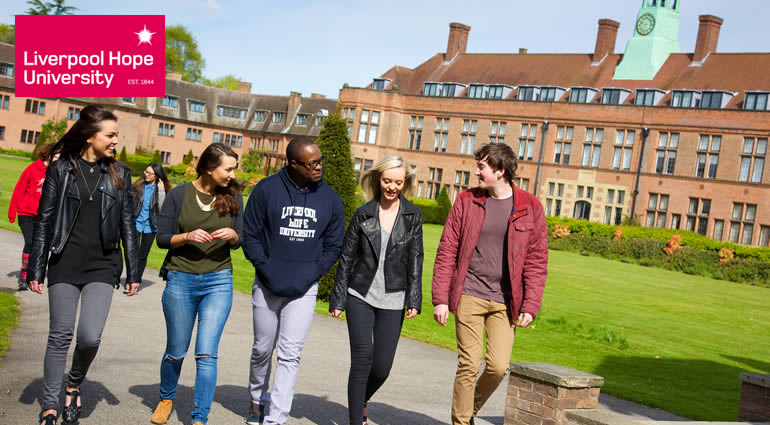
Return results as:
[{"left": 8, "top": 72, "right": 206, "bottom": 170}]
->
[{"left": 409, "top": 198, "right": 446, "bottom": 224}]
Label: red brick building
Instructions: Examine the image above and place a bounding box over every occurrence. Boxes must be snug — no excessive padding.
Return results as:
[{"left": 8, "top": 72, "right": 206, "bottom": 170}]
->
[
  {"left": 0, "top": 42, "right": 336, "bottom": 173},
  {"left": 339, "top": 3, "right": 770, "bottom": 246}
]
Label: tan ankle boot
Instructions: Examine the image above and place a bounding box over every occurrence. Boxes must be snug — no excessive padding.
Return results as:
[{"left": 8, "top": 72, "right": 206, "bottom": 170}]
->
[{"left": 151, "top": 399, "right": 173, "bottom": 424}]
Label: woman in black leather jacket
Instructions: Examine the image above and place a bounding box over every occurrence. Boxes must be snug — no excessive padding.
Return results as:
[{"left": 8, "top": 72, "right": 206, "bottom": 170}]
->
[
  {"left": 27, "top": 104, "right": 140, "bottom": 425},
  {"left": 330, "top": 154, "right": 423, "bottom": 425}
]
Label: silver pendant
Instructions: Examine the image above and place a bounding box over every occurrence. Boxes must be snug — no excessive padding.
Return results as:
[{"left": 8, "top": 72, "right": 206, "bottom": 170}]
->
[
  {"left": 90, "top": 168, "right": 94, "bottom": 173},
  {"left": 89, "top": 195, "right": 93, "bottom": 201}
]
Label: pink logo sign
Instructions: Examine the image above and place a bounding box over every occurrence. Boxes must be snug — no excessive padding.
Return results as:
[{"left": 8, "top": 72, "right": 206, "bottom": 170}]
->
[{"left": 14, "top": 15, "right": 165, "bottom": 97}]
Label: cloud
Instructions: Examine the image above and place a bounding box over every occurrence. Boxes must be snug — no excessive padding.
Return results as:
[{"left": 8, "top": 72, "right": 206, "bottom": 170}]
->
[{"left": 195, "top": 0, "right": 221, "bottom": 14}]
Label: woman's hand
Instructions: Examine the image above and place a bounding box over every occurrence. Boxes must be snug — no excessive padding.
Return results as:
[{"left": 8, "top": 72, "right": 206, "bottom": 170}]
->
[
  {"left": 211, "top": 228, "right": 238, "bottom": 245},
  {"left": 28, "top": 280, "right": 44, "bottom": 294},
  {"left": 330, "top": 309, "right": 342, "bottom": 318},
  {"left": 157, "top": 180, "right": 165, "bottom": 191},
  {"left": 186, "top": 229, "right": 213, "bottom": 243},
  {"left": 406, "top": 308, "right": 418, "bottom": 319},
  {"left": 124, "top": 282, "right": 140, "bottom": 296}
]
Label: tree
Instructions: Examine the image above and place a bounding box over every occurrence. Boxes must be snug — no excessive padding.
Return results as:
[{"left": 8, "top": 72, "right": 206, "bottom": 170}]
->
[
  {"left": 240, "top": 149, "right": 264, "bottom": 173},
  {"left": 33, "top": 118, "right": 67, "bottom": 158},
  {"left": 118, "top": 146, "right": 128, "bottom": 162},
  {"left": 0, "top": 24, "right": 14, "bottom": 44},
  {"left": 315, "top": 112, "right": 357, "bottom": 301},
  {"left": 203, "top": 74, "right": 240, "bottom": 91},
  {"left": 26, "top": 0, "right": 77, "bottom": 15},
  {"left": 151, "top": 150, "right": 162, "bottom": 164},
  {"left": 183, "top": 149, "right": 193, "bottom": 165},
  {"left": 165, "top": 25, "right": 205, "bottom": 83},
  {"left": 48, "top": 0, "right": 78, "bottom": 15},
  {"left": 437, "top": 186, "right": 452, "bottom": 224}
]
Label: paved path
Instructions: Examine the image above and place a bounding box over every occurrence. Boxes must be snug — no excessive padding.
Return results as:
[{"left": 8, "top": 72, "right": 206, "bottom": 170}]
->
[{"left": 0, "top": 229, "right": 685, "bottom": 424}]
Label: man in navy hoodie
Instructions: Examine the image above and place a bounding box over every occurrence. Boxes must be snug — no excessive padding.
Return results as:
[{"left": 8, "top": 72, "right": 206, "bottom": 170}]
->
[{"left": 242, "top": 136, "right": 345, "bottom": 425}]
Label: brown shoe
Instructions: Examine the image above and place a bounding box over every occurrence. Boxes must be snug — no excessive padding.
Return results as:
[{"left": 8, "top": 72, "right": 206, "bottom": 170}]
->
[
  {"left": 192, "top": 423, "right": 205, "bottom": 425},
  {"left": 151, "top": 399, "right": 173, "bottom": 424}
]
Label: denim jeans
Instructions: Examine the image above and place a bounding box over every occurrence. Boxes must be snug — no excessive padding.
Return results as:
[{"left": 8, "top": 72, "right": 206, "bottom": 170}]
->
[{"left": 160, "top": 269, "right": 233, "bottom": 425}]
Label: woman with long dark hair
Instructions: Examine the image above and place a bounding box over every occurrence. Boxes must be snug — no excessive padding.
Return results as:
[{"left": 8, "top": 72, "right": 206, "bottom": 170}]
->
[
  {"left": 133, "top": 162, "right": 172, "bottom": 284},
  {"left": 150, "top": 143, "right": 244, "bottom": 425},
  {"left": 27, "top": 104, "right": 140, "bottom": 425},
  {"left": 330, "top": 154, "right": 424, "bottom": 425},
  {"left": 8, "top": 142, "right": 58, "bottom": 291}
]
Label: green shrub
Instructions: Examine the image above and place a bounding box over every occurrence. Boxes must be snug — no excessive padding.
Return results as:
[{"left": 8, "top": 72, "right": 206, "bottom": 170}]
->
[
  {"left": 409, "top": 198, "right": 445, "bottom": 224},
  {"left": 437, "top": 187, "right": 451, "bottom": 224},
  {"left": 0, "top": 147, "right": 35, "bottom": 158}
]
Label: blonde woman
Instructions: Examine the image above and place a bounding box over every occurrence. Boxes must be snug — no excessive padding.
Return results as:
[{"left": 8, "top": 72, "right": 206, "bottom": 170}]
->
[{"left": 330, "top": 155, "right": 424, "bottom": 425}]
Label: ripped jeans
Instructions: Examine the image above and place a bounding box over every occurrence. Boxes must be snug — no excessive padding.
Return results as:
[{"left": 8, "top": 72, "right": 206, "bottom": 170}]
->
[{"left": 160, "top": 269, "right": 233, "bottom": 425}]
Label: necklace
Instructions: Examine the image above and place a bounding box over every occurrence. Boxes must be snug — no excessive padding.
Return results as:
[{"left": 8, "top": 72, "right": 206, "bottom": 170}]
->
[
  {"left": 77, "top": 159, "right": 102, "bottom": 202},
  {"left": 193, "top": 182, "right": 215, "bottom": 211}
]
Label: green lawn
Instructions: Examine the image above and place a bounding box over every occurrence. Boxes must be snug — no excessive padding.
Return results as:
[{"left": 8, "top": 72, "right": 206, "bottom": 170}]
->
[
  {"left": 1, "top": 156, "right": 769, "bottom": 420},
  {"left": 0, "top": 290, "right": 20, "bottom": 358}
]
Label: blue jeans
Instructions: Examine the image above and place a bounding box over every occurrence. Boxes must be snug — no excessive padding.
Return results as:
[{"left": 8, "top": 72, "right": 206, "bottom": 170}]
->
[{"left": 160, "top": 269, "right": 233, "bottom": 425}]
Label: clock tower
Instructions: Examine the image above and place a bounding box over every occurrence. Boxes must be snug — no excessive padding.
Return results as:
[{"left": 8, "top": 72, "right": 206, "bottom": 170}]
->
[{"left": 613, "top": 0, "right": 681, "bottom": 80}]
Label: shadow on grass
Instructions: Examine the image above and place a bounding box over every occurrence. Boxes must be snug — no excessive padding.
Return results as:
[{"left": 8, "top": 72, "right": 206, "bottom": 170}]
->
[
  {"left": 18, "top": 377, "right": 120, "bottom": 418},
  {"left": 593, "top": 355, "right": 769, "bottom": 421}
]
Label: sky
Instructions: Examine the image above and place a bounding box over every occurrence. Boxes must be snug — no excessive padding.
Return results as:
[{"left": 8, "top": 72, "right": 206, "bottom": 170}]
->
[{"left": 1, "top": 0, "right": 768, "bottom": 99}]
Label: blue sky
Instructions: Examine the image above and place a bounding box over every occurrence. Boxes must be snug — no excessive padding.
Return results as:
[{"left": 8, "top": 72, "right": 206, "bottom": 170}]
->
[{"left": 2, "top": 0, "right": 768, "bottom": 98}]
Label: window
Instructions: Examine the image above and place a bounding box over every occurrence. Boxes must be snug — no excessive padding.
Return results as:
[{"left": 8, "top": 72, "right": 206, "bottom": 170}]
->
[
  {"left": 671, "top": 90, "right": 698, "bottom": 108},
  {"left": 459, "top": 119, "right": 477, "bottom": 155},
  {"left": 738, "top": 137, "right": 766, "bottom": 183},
  {"left": 353, "top": 158, "right": 363, "bottom": 182},
  {"left": 612, "top": 129, "right": 635, "bottom": 171},
  {"left": 552, "top": 125, "right": 571, "bottom": 164},
  {"left": 189, "top": 100, "right": 206, "bottom": 113},
  {"left": 343, "top": 107, "right": 355, "bottom": 138},
  {"left": 489, "top": 121, "right": 506, "bottom": 144},
  {"left": 254, "top": 111, "right": 266, "bottom": 122},
  {"left": 423, "top": 82, "right": 464, "bottom": 97},
  {"left": 20, "top": 129, "right": 40, "bottom": 144},
  {"left": 713, "top": 219, "right": 725, "bottom": 241},
  {"left": 517, "top": 86, "right": 536, "bottom": 101},
  {"left": 358, "top": 110, "right": 379, "bottom": 144},
  {"left": 545, "top": 182, "right": 565, "bottom": 217},
  {"left": 487, "top": 85, "right": 505, "bottom": 99},
  {"left": 581, "top": 128, "right": 603, "bottom": 168},
  {"left": 25, "top": 99, "right": 45, "bottom": 115},
  {"left": 212, "top": 132, "right": 242, "bottom": 147},
  {"left": 408, "top": 116, "right": 423, "bottom": 150},
  {"left": 157, "top": 122, "right": 175, "bottom": 137},
  {"left": 634, "top": 89, "right": 657, "bottom": 106},
  {"left": 601, "top": 89, "right": 624, "bottom": 105},
  {"left": 468, "top": 84, "right": 486, "bottom": 99},
  {"left": 700, "top": 91, "right": 723, "bottom": 109},
  {"left": 540, "top": 87, "right": 558, "bottom": 101},
  {"left": 569, "top": 88, "right": 595, "bottom": 103},
  {"left": 218, "top": 105, "right": 247, "bottom": 119},
  {"left": 159, "top": 151, "right": 171, "bottom": 165},
  {"left": 514, "top": 177, "right": 530, "bottom": 192},
  {"left": 186, "top": 127, "right": 203, "bottom": 141},
  {"left": 453, "top": 171, "right": 470, "bottom": 201},
  {"left": 0, "top": 126, "right": 4, "bottom": 140},
  {"left": 433, "top": 117, "right": 450, "bottom": 153},
  {"left": 161, "top": 96, "right": 178, "bottom": 108},
  {"left": 0, "top": 62, "right": 13, "bottom": 77},
  {"left": 604, "top": 189, "right": 625, "bottom": 225},
  {"left": 423, "top": 83, "right": 439, "bottom": 96},
  {"left": 655, "top": 132, "right": 679, "bottom": 175},
  {"left": 686, "top": 197, "right": 711, "bottom": 235},
  {"left": 122, "top": 97, "right": 136, "bottom": 104},
  {"left": 516, "top": 123, "right": 537, "bottom": 162},
  {"left": 1, "top": 95, "right": 8, "bottom": 109},
  {"left": 729, "top": 203, "right": 757, "bottom": 245},
  {"left": 296, "top": 114, "right": 309, "bottom": 126},
  {"left": 744, "top": 92, "right": 769, "bottom": 111},
  {"left": 646, "top": 193, "right": 669, "bottom": 228},
  {"left": 427, "top": 168, "right": 443, "bottom": 199},
  {"left": 695, "top": 135, "right": 721, "bottom": 179},
  {"left": 67, "top": 107, "right": 81, "bottom": 121},
  {"left": 372, "top": 78, "right": 388, "bottom": 91},
  {"left": 760, "top": 225, "right": 770, "bottom": 247}
]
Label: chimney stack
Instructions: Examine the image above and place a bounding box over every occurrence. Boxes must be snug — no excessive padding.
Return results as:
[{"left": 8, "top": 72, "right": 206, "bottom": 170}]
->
[
  {"left": 446, "top": 22, "right": 471, "bottom": 60},
  {"left": 166, "top": 72, "right": 182, "bottom": 80},
  {"left": 593, "top": 19, "right": 620, "bottom": 63},
  {"left": 287, "top": 91, "right": 302, "bottom": 116},
  {"left": 519, "top": 48, "right": 528, "bottom": 54},
  {"left": 693, "top": 15, "right": 723, "bottom": 63},
  {"left": 237, "top": 81, "right": 252, "bottom": 93}
]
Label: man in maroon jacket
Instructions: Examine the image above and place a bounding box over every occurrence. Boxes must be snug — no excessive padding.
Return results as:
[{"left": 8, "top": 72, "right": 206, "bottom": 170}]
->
[{"left": 432, "top": 143, "right": 548, "bottom": 425}]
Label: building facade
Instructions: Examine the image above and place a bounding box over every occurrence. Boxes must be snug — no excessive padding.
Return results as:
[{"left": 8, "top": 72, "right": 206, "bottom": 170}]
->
[
  {"left": 339, "top": 1, "right": 770, "bottom": 247},
  {"left": 0, "top": 42, "right": 336, "bottom": 172}
]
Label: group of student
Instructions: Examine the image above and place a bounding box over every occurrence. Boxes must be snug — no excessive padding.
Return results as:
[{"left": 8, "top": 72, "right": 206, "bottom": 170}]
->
[{"left": 9, "top": 104, "right": 548, "bottom": 425}]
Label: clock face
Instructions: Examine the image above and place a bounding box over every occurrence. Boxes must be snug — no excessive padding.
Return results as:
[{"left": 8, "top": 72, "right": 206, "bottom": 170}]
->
[{"left": 637, "top": 13, "right": 655, "bottom": 36}]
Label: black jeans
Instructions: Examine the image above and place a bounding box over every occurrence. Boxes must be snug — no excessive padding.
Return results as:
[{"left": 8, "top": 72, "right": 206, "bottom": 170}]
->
[
  {"left": 18, "top": 215, "right": 35, "bottom": 254},
  {"left": 345, "top": 296, "right": 404, "bottom": 425},
  {"left": 135, "top": 231, "right": 156, "bottom": 281}
]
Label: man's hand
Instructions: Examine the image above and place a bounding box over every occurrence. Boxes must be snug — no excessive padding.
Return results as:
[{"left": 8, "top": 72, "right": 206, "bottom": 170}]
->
[
  {"left": 330, "top": 309, "right": 342, "bottom": 318},
  {"left": 516, "top": 312, "right": 533, "bottom": 328},
  {"left": 433, "top": 304, "right": 449, "bottom": 326},
  {"left": 124, "top": 282, "right": 141, "bottom": 296}
]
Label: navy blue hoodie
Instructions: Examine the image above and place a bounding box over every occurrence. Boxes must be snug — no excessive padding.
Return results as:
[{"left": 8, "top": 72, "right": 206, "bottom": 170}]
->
[{"left": 243, "top": 167, "right": 345, "bottom": 297}]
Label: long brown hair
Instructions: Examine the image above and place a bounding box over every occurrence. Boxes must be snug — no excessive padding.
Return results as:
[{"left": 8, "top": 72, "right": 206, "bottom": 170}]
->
[
  {"left": 51, "top": 104, "right": 130, "bottom": 189},
  {"left": 132, "top": 162, "right": 173, "bottom": 194},
  {"left": 197, "top": 143, "right": 244, "bottom": 216}
]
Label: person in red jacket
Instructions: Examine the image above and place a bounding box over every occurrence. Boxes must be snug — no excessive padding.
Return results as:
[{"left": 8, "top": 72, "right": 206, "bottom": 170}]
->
[
  {"left": 432, "top": 143, "right": 548, "bottom": 425},
  {"left": 8, "top": 143, "right": 58, "bottom": 291}
]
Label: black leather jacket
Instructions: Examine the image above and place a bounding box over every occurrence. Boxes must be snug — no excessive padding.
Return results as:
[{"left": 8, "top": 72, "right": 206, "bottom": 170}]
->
[
  {"left": 28, "top": 159, "right": 140, "bottom": 284},
  {"left": 330, "top": 196, "right": 423, "bottom": 312}
]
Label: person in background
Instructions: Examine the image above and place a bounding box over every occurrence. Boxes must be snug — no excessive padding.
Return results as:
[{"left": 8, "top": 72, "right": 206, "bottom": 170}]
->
[
  {"left": 8, "top": 142, "right": 58, "bottom": 291},
  {"left": 330, "top": 154, "right": 424, "bottom": 425},
  {"left": 27, "top": 104, "right": 140, "bottom": 425},
  {"left": 132, "top": 162, "right": 172, "bottom": 285},
  {"left": 150, "top": 143, "right": 244, "bottom": 425}
]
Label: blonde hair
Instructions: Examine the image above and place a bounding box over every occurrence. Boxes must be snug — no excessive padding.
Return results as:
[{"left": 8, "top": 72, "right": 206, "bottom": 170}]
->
[{"left": 360, "top": 155, "right": 416, "bottom": 201}]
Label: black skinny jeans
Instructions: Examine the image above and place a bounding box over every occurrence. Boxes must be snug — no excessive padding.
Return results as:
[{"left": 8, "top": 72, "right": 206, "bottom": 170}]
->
[
  {"left": 135, "top": 231, "right": 156, "bottom": 281},
  {"left": 18, "top": 215, "right": 35, "bottom": 254},
  {"left": 345, "top": 296, "right": 404, "bottom": 425}
]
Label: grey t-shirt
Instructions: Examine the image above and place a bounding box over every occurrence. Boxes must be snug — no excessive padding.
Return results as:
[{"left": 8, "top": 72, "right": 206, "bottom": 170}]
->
[
  {"left": 462, "top": 195, "right": 512, "bottom": 304},
  {"left": 349, "top": 228, "right": 406, "bottom": 310}
]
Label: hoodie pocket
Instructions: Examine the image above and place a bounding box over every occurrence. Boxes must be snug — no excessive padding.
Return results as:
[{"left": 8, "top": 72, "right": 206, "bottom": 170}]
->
[{"left": 261, "top": 257, "right": 320, "bottom": 298}]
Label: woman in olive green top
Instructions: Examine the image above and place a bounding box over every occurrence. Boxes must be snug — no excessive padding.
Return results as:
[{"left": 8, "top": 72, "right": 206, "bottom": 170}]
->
[{"left": 151, "top": 143, "right": 244, "bottom": 425}]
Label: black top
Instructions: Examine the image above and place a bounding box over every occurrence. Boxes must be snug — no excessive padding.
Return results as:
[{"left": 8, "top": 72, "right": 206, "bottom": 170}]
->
[{"left": 47, "top": 158, "right": 122, "bottom": 286}]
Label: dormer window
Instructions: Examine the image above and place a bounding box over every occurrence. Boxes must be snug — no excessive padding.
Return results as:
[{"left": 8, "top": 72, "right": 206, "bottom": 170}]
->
[
  {"left": 569, "top": 87, "right": 598, "bottom": 103},
  {"left": 189, "top": 100, "right": 205, "bottom": 113},
  {"left": 517, "top": 86, "right": 538, "bottom": 101},
  {"left": 744, "top": 92, "right": 769, "bottom": 111},
  {"left": 161, "top": 96, "right": 178, "bottom": 108},
  {"left": 272, "top": 112, "right": 284, "bottom": 123},
  {"left": 487, "top": 85, "right": 506, "bottom": 99},
  {"left": 0, "top": 62, "right": 13, "bottom": 77},
  {"left": 700, "top": 91, "right": 734, "bottom": 109},
  {"left": 217, "top": 105, "right": 247, "bottom": 119},
  {"left": 372, "top": 78, "right": 390, "bottom": 91},
  {"left": 423, "top": 82, "right": 440, "bottom": 96},
  {"left": 540, "top": 87, "right": 565, "bottom": 102},
  {"left": 671, "top": 90, "right": 700, "bottom": 108},
  {"left": 468, "top": 84, "right": 486, "bottom": 99},
  {"left": 634, "top": 89, "right": 666, "bottom": 106},
  {"left": 601, "top": 88, "right": 631, "bottom": 105},
  {"left": 423, "top": 82, "right": 465, "bottom": 97},
  {"left": 296, "top": 114, "right": 309, "bottom": 126},
  {"left": 254, "top": 111, "right": 266, "bottom": 122}
]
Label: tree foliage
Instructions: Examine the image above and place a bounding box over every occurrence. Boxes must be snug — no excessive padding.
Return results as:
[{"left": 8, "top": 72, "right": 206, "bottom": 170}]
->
[
  {"left": 26, "top": 0, "right": 78, "bottom": 15},
  {"left": 151, "top": 150, "right": 162, "bottom": 164},
  {"left": 33, "top": 118, "right": 67, "bottom": 158},
  {"left": 0, "top": 24, "right": 14, "bottom": 44},
  {"left": 240, "top": 149, "right": 265, "bottom": 173},
  {"left": 183, "top": 149, "right": 194, "bottom": 165},
  {"left": 165, "top": 25, "right": 205, "bottom": 83},
  {"left": 437, "top": 186, "right": 452, "bottom": 223},
  {"left": 203, "top": 74, "right": 241, "bottom": 91},
  {"left": 118, "top": 146, "right": 128, "bottom": 162}
]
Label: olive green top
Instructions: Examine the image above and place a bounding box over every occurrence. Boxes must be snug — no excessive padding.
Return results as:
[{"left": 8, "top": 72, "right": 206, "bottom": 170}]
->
[{"left": 166, "top": 183, "right": 233, "bottom": 274}]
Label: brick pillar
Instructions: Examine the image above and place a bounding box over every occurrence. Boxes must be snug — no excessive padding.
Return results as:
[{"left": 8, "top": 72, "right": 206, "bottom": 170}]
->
[
  {"left": 739, "top": 373, "right": 770, "bottom": 421},
  {"left": 505, "top": 362, "right": 603, "bottom": 425}
]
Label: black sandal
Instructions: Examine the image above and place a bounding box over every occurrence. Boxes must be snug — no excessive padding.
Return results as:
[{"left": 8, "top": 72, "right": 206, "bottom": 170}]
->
[
  {"left": 62, "top": 389, "right": 81, "bottom": 424},
  {"left": 39, "top": 413, "right": 56, "bottom": 425}
]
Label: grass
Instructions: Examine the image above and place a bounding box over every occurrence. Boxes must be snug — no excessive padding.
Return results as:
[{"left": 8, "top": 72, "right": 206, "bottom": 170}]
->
[
  {"left": 1, "top": 156, "right": 769, "bottom": 419},
  {"left": 0, "top": 290, "right": 20, "bottom": 358}
]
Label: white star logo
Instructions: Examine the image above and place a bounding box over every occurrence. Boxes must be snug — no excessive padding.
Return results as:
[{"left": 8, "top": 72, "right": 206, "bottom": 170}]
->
[{"left": 135, "top": 25, "right": 156, "bottom": 46}]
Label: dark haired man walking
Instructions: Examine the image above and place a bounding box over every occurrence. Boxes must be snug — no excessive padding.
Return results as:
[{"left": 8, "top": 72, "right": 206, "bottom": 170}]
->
[{"left": 432, "top": 143, "right": 548, "bottom": 425}]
